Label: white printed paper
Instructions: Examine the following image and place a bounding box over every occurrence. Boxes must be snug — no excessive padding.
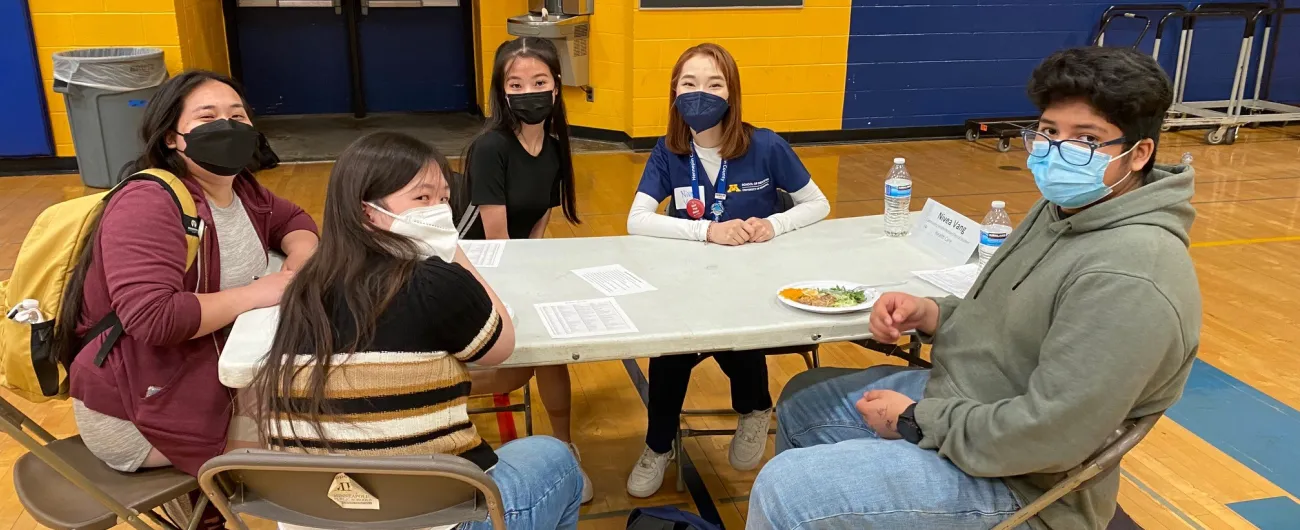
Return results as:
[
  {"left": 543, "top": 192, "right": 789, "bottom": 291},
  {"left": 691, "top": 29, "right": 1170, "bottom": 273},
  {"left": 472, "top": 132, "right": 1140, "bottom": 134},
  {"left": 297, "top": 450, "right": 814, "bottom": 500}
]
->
[
  {"left": 909, "top": 199, "right": 981, "bottom": 267},
  {"left": 460, "top": 240, "right": 505, "bottom": 268},
  {"left": 912, "top": 264, "right": 981, "bottom": 298},
  {"left": 572, "top": 265, "right": 658, "bottom": 296},
  {"left": 327, "top": 473, "right": 380, "bottom": 510},
  {"left": 535, "top": 298, "right": 639, "bottom": 339}
]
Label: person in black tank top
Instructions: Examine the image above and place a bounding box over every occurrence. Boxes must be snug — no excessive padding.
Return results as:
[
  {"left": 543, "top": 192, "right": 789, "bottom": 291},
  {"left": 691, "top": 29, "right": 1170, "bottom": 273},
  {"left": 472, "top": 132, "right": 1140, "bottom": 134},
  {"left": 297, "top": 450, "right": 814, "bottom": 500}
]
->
[{"left": 456, "top": 37, "right": 592, "bottom": 504}]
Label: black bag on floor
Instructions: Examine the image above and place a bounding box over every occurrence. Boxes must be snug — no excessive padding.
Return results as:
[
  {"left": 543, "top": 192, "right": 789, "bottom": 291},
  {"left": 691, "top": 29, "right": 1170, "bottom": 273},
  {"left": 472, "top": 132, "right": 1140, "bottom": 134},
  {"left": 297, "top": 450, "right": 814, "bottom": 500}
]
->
[{"left": 626, "top": 507, "right": 721, "bottom": 530}]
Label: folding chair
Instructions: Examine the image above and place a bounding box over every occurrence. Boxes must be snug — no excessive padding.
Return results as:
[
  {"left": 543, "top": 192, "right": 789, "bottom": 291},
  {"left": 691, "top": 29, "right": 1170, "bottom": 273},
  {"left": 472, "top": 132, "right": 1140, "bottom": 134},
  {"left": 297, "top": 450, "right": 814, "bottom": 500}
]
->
[
  {"left": 993, "top": 413, "right": 1162, "bottom": 529},
  {"left": 198, "top": 449, "right": 507, "bottom": 529},
  {"left": 0, "top": 395, "right": 206, "bottom": 530},
  {"left": 673, "top": 344, "right": 819, "bottom": 492}
]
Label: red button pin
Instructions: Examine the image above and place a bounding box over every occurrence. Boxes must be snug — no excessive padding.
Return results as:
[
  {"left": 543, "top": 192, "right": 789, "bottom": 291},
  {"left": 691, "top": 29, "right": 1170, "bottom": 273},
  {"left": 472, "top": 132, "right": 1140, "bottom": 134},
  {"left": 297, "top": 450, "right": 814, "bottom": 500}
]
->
[{"left": 686, "top": 198, "right": 705, "bottom": 220}]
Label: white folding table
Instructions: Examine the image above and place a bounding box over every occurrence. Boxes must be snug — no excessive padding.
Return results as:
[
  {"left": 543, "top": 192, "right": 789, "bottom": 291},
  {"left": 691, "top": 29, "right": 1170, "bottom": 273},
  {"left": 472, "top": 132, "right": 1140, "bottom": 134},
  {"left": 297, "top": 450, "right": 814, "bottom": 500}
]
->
[{"left": 218, "top": 215, "right": 951, "bottom": 389}]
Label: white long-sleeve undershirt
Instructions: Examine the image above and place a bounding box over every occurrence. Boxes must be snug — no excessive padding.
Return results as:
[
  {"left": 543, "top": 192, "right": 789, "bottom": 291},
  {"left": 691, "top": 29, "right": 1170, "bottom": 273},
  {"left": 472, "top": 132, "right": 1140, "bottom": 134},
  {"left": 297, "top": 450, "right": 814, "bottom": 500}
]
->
[{"left": 626, "top": 144, "right": 831, "bottom": 241}]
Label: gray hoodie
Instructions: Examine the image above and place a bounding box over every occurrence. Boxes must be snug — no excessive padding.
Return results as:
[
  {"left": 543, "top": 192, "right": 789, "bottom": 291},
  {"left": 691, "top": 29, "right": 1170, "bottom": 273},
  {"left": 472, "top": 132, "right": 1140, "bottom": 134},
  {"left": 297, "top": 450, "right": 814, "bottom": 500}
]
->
[{"left": 914, "top": 165, "right": 1202, "bottom": 530}]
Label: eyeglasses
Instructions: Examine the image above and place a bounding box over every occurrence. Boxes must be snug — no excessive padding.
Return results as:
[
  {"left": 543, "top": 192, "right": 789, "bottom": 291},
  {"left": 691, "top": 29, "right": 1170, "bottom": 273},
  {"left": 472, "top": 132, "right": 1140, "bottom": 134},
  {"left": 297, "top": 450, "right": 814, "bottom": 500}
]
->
[{"left": 1020, "top": 130, "right": 1128, "bottom": 167}]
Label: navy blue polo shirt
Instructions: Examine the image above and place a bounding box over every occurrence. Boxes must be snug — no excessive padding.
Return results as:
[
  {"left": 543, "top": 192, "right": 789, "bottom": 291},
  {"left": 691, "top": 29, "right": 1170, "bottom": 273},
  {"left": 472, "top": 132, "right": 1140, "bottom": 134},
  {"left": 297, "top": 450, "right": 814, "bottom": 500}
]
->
[{"left": 636, "top": 128, "right": 812, "bottom": 222}]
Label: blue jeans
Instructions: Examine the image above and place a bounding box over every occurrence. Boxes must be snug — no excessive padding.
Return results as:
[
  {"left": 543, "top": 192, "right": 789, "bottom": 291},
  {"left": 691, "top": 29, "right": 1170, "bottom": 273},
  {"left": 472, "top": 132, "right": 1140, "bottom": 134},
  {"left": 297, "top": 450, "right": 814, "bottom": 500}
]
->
[
  {"left": 462, "top": 436, "right": 582, "bottom": 530},
  {"left": 748, "top": 366, "right": 1024, "bottom": 530}
]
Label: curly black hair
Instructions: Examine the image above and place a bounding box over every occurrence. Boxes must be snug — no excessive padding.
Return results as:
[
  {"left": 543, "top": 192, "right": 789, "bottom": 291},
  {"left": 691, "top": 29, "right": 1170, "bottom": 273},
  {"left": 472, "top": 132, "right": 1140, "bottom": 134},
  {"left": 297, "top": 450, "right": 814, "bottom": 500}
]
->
[{"left": 1027, "top": 47, "right": 1173, "bottom": 174}]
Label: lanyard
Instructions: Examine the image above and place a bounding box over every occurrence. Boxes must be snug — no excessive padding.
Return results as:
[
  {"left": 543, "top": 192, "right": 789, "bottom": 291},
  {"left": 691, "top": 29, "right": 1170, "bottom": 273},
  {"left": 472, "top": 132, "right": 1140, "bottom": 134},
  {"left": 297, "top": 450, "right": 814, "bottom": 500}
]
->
[{"left": 689, "top": 147, "right": 729, "bottom": 221}]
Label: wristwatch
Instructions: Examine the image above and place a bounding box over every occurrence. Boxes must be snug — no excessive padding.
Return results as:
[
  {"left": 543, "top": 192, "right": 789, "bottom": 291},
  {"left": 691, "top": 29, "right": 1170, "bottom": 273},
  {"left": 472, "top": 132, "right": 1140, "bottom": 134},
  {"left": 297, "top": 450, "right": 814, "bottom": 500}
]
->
[{"left": 898, "top": 403, "right": 923, "bottom": 444}]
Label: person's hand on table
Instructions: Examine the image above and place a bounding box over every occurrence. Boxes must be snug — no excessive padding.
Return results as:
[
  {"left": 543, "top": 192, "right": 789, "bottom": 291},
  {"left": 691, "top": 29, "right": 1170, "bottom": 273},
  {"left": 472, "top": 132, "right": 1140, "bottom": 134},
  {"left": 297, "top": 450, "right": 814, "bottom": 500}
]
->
[
  {"left": 855, "top": 389, "right": 916, "bottom": 439},
  {"left": 708, "top": 220, "right": 753, "bottom": 246},
  {"left": 869, "top": 292, "right": 941, "bottom": 341},
  {"left": 246, "top": 270, "right": 295, "bottom": 309},
  {"left": 745, "top": 217, "right": 775, "bottom": 243}
]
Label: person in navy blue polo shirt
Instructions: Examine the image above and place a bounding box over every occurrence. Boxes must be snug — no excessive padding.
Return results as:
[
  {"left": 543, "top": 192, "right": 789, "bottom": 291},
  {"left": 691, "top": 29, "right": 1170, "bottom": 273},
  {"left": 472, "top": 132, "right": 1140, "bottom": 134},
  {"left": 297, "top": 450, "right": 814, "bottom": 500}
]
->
[{"left": 624, "top": 43, "right": 830, "bottom": 498}]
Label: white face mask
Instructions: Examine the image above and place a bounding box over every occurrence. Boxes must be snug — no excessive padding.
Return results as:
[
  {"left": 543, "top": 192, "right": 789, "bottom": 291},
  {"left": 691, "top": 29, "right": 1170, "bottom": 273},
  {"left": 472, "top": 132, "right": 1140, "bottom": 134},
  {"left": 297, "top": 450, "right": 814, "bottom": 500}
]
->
[{"left": 368, "top": 202, "right": 458, "bottom": 262}]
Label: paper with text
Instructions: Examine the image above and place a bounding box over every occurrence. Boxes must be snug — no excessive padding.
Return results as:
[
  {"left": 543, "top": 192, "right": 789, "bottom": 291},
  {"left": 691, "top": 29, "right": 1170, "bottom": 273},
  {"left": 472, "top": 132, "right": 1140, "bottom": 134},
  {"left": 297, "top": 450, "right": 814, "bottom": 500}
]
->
[
  {"left": 460, "top": 240, "right": 505, "bottom": 268},
  {"left": 572, "top": 265, "right": 658, "bottom": 296},
  {"left": 535, "top": 298, "right": 639, "bottom": 339},
  {"left": 327, "top": 473, "right": 380, "bottom": 510},
  {"left": 909, "top": 199, "right": 980, "bottom": 266},
  {"left": 912, "top": 264, "right": 980, "bottom": 298}
]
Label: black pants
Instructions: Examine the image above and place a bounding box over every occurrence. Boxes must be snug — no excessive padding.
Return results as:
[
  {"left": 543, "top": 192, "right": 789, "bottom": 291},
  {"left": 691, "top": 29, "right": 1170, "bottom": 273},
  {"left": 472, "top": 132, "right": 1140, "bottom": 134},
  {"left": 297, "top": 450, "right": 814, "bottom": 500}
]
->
[{"left": 645, "top": 352, "right": 773, "bottom": 454}]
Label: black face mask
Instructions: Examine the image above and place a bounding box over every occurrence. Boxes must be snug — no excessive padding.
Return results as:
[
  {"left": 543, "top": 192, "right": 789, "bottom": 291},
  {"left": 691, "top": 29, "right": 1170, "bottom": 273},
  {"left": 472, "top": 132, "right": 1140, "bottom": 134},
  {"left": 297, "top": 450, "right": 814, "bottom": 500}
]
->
[
  {"left": 507, "top": 91, "right": 554, "bottom": 125},
  {"left": 180, "top": 119, "right": 261, "bottom": 177}
]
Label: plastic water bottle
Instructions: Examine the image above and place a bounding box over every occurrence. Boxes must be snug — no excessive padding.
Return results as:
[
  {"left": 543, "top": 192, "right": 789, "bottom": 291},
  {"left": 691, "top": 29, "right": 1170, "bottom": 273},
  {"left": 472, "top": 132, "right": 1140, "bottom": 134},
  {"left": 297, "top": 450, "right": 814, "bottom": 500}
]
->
[
  {"left": 883, "top": 157, "right": 912, "bottom": 237},
  {"left": 978, "top": 201, "right": 1012, "bottom": 269}
]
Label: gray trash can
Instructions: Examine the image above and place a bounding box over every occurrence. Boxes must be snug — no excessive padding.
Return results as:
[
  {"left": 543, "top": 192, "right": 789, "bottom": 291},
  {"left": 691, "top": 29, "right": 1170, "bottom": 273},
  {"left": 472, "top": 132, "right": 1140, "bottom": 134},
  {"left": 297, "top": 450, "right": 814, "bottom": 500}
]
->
[{"left": 53, "top": 48, "right": 168, "bottom": 189}]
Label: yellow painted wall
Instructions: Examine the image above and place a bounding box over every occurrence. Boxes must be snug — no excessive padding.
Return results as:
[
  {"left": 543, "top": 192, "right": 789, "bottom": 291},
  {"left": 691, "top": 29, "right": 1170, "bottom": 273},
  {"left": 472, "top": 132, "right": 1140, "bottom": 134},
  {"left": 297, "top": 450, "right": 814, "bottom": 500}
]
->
[
  {"left": 174, "top": 0, "right": 231, "bottom": 74},
  {"left": 25, "top": 0, "right": 229, "bottom": 157},
  {"left": 27, "top": 0, "right": 186, "bottom": 157},
  {"left": 629, "top": 0, "right": 851, "bottom": 138},
  {"left": 476, "top": 0, "right": 852, "bottom": 138}
]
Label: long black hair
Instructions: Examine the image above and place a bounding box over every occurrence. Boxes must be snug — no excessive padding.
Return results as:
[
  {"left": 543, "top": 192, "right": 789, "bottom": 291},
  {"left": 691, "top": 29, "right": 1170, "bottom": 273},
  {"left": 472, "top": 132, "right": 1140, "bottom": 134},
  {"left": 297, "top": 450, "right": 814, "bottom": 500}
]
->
[
  {"left": 464, "top": 37, "right": 580, "bottom": 225},
  {"left": 52, "top": 70, "right": 250, "bottom": 369},
  {"left": 251, "top": 132, "right": 449, "bottom": 449}
]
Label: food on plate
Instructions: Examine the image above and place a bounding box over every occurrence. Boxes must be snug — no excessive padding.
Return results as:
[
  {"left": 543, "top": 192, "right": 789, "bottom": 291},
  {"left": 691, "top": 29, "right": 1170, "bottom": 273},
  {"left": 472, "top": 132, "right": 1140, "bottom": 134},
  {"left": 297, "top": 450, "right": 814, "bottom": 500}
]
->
[{"left": 780, "top": 286, "right": 868, "bottom": 308}]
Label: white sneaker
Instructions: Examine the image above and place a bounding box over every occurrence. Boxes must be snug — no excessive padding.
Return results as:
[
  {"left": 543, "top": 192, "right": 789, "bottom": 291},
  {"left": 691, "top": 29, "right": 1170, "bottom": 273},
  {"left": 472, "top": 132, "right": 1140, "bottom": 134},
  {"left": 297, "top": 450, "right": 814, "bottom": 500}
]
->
[
  {"left": 729, "top": 408, "right": 772, "bottom": 471},
  {"left": 568, "top": 443, "right": 594, "bottom": 504},
  {"left": 626, "top": 445, "right": 674, "bottom": 498}
]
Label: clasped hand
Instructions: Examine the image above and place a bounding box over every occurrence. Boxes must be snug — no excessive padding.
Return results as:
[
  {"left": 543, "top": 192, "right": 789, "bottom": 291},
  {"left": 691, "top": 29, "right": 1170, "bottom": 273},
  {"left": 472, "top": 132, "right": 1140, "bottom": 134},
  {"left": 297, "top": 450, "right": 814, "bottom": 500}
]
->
[{"left": 707, "top": 218, "right": 774, "bottom": 245}]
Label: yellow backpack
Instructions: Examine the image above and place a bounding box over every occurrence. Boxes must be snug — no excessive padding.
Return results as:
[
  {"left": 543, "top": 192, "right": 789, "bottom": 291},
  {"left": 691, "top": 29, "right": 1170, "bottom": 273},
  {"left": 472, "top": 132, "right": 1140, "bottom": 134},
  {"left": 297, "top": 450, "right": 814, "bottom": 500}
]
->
[{"left": 0, "top": 169, "right": 202, "bottom": 403}]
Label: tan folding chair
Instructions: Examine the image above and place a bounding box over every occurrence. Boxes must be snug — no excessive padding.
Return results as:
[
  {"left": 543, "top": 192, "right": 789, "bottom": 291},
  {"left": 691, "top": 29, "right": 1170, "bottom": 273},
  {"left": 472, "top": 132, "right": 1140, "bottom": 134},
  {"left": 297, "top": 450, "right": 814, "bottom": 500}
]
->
[
  {"left": 992, "top": 413, "right": 1162, "bottom": 530},
  {"left": 198, "top": 449, "right": 507, "bottom": 529},
  {"left": 0, "top": 394, "right": 206, "bottom": 530},
  {"left": 673, "top": 344, "right": 820, "bottom": 492}
]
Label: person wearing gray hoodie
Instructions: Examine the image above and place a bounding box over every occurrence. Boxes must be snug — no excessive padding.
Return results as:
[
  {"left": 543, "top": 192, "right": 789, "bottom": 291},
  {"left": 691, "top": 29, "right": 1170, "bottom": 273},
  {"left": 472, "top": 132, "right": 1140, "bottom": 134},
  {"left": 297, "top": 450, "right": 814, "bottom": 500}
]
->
[{"left": 747, "top": 46, "right": 1201, "bottom": 530}]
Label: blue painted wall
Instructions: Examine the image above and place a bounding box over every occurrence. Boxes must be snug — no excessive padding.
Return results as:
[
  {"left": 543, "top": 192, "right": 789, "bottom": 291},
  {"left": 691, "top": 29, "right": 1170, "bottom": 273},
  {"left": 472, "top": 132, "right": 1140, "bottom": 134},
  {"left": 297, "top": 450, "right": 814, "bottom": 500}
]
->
[
  {"left": 843, "top": 0, "right": 1300, "bottom": 130},
  {"left": 0, "top": 0, "right": 53, "bottom": 157}
]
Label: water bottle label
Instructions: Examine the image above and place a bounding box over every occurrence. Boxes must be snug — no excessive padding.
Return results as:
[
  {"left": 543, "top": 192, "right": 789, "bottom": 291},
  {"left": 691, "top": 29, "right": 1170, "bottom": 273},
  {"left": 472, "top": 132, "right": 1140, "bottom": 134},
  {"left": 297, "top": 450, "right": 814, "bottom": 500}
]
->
[
  {"left": 980, "top": 231, "right": 1008, "bottom": 246},
  {"left": 885, "top": 183, "right": 912, "bottom": 198}
]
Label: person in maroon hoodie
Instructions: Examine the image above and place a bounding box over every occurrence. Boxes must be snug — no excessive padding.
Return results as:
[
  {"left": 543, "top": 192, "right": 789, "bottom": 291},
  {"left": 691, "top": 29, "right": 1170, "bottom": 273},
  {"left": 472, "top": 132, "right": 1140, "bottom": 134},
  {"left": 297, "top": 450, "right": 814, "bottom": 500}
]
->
[{"left": 51, "top": 71, "right": 318, "bottom": 494}]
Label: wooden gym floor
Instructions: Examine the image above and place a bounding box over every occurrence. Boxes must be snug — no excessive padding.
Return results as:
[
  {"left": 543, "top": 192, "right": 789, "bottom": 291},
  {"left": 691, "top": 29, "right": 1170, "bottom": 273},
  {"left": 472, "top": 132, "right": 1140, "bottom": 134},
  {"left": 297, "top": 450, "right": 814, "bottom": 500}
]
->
[{"left": 1, "top": 125, "right": 1299, "bottom": 529}]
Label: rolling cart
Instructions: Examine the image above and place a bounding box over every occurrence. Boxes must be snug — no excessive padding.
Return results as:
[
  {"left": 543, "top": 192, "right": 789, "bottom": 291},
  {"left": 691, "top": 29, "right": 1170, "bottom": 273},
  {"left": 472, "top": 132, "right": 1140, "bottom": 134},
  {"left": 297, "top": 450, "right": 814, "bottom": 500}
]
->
[{"left": 963, "top": 117, "right": 1039, "bottom": 152}]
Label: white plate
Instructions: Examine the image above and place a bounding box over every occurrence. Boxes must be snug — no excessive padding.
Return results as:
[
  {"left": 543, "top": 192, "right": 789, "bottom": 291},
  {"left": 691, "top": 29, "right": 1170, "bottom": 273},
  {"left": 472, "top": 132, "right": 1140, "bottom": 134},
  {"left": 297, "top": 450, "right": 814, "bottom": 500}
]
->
[{"left": 777, "top": 281, "right": 880, "bottom": 315}]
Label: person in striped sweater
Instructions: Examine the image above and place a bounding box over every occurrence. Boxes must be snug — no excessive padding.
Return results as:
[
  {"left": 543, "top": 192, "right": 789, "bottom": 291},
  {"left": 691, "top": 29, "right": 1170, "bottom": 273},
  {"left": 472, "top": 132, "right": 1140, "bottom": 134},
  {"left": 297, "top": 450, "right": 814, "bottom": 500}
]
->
[{"left": 250, "top": 132, "right": 582, "bottom": 529}]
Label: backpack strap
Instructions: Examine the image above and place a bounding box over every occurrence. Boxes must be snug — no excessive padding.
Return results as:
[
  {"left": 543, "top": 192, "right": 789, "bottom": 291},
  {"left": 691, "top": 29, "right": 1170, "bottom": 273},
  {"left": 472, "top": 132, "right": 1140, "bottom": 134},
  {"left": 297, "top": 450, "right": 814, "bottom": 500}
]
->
[
  {"left": 103, "top": 169, "right": 203, "bottom": 271},
  {"left": 87, "top": 170, "right": 202, "bottom": 366},
  {"left": 457, "top": 204, "right": 480, "bottom": 239},
  {"left": 86, "top": 313, "right": 123, "bottom": 367}
]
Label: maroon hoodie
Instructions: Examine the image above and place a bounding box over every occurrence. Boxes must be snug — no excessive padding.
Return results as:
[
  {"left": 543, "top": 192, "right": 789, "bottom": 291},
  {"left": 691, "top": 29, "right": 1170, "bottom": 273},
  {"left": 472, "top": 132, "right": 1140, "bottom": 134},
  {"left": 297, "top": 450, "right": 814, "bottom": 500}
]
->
[{"left": 69, "top": 172, "right": 317, "bottom": 476}]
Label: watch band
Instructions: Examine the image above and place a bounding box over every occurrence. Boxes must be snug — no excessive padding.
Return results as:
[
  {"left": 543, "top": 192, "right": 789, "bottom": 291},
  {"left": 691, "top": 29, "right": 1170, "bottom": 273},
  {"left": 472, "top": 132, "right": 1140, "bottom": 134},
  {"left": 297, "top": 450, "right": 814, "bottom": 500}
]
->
[{"left": 899, "top": 403, "right": 923, "bottom": 444}]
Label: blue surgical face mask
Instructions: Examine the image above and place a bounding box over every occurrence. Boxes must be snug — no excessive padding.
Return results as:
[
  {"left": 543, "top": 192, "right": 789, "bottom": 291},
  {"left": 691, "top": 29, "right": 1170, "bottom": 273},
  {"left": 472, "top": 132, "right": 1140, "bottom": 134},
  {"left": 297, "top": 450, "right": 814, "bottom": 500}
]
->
[
  {"left": 675, "top": 91, "right": 729, "bottom": 133},
  {"left": 1028, "top": 141, "right": 1137, "bottom": 209}
]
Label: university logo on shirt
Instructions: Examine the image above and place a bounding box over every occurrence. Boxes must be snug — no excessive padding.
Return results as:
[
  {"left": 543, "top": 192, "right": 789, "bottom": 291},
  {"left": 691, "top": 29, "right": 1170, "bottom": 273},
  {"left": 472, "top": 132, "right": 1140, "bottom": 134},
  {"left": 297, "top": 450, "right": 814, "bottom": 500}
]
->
[
  {"left": 739, "top": 178, "right": 771, "bottom": 193},
  {"left": 728, "top": 184, "right": 741, "bottom": 193}
]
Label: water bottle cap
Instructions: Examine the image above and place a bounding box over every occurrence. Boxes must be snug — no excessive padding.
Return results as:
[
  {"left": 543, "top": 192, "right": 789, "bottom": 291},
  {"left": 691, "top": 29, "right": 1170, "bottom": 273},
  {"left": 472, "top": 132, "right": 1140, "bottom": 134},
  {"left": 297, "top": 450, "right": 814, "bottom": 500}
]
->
[
  {"left": 893, "top": 157, "right": 906, "bottom": 165},
  {"left": 992, "top": 201, "right": 1005, "bottom": 209}
]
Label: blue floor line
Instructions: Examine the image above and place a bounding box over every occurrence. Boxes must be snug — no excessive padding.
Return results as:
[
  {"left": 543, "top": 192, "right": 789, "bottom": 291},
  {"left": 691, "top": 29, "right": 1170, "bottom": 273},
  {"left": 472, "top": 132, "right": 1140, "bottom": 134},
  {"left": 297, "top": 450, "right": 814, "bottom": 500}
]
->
[{"left": 1163, "top": 359, "right": 1300, "bottom": 529}]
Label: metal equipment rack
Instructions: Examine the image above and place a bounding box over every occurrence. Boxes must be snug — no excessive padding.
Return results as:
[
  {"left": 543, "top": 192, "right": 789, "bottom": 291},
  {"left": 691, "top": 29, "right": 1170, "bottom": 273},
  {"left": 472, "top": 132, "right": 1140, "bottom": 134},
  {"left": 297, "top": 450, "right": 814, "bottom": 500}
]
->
[
  {"left": 1231, "top": 6, "right": 1300, "bottom": 129},
  {"left": 1162, "top": 4, "right": 1269, "bottom": 144}
]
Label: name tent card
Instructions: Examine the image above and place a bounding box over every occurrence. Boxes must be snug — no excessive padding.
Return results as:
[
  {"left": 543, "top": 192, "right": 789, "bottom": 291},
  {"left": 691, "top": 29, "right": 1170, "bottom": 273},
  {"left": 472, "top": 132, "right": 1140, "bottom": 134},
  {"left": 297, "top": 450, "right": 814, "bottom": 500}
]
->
[{"left": 909, "top": 199, "right": 980, "bottom": 267}]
